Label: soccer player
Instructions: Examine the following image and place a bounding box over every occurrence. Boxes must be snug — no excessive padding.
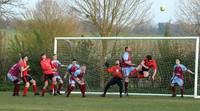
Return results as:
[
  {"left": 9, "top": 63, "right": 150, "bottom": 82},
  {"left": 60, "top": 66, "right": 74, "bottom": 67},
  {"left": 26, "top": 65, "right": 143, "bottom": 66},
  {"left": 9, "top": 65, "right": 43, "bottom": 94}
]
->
[
  {"left": 170, "top": 59, "right": 194, "bottom": 97},
  {"left": 101, "top": 60, "right": 123, "bottom": 97},
  {"left": 130, "top": 55, "right": 157, "bottom": 80},
  {"left": 40, "top": 53, "right": 56, "bottom": 96},
  {"left": 51, "top": 54, "right": 66, "bottom": 95},
  {"left": 66, "top": 65, "right": 86, "bottom": 97},
  {"left": 121, "top": 46, "right": 135, "bottom": 96},
  {"left": 7, "top": 59, "right": 22, "bottom": 96},
  {"left": 20, "top": 55, "right": 39, "bottom": 96},
  {"left": 64, "top": 59, "right": 80, "bottom": 93}
]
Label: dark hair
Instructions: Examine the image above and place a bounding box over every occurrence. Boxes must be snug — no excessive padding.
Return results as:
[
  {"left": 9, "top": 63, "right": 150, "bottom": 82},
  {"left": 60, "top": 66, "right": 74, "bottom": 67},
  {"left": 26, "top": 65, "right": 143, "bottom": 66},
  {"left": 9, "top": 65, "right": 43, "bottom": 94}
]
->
[
  {"left": 21, "top": 55, "right": 28, "bottom": 59},
  {"left": 146, "top": 55, "right": 152, "bottom": 61},
  {"left": 72, "top": 58, "right": 77, "bottom": 61},
  {"left": 40, "top": 53, "right": 46, "bottom": 57},
  {"left": 176, "top": 58, "right": 181, "bottom": 62},
  {"left": 125, "top": 46, "right": 129, "bottom": 51}
]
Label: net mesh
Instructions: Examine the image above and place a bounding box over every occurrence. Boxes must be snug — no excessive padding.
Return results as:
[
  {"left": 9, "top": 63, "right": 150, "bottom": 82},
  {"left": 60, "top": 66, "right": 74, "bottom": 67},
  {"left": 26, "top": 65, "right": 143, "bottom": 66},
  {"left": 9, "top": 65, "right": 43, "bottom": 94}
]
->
[{"left": 56, "top": 38, "right": 196, "bottom": 95}]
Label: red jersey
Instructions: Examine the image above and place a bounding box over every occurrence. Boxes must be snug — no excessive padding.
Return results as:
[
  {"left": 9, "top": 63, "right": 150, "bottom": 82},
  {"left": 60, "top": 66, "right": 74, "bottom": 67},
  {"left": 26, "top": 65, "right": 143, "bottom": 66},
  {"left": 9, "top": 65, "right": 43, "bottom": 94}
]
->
[
  {"left": 8, "top": 63, "right": 21, "bottom": 76},
  {"left": 107, "top": 65, "right": 123, "bottom": 78},
  {"left": 40, "top": 58, "right": 54, "bottom": 75},
  {"left": 19, "top": 61, "right": 28, "bottom": 76},
  {"left": 143, "top": 58, "right": 157, "bottom": 71}
]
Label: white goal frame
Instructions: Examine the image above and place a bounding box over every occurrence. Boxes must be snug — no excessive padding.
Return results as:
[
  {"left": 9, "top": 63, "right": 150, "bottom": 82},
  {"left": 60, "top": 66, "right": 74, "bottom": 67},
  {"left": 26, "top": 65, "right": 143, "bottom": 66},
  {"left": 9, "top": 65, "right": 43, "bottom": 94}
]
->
[{"left": 54, "top": 37, "right": 199, "bottom": 98}]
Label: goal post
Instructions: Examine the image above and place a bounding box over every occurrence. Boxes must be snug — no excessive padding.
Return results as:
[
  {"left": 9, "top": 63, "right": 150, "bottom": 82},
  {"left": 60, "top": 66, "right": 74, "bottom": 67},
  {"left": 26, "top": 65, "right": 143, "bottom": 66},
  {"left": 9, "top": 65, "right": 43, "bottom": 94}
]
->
[{"left": 54, "top": 36, "right": 199, "bottom": 98}]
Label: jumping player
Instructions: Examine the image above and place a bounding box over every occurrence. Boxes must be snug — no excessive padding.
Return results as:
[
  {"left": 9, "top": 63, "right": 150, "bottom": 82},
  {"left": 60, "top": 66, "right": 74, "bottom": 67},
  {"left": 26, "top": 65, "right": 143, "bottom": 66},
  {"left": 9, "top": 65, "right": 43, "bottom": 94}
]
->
[
  {"left": 130, "top": 55, "right": 157, "bottom": 80},
  {"left": 51, "top": 54, "right": 66, "bottom": 95},
  {"left": 64, "top": 59, "right": 80, "bottom": 93},
  {"left": 101, "top": 60, "right": 123, "bottom": 98},
  {"left": 66, "top": 65, "right": 86, "bottom": 97},
  {"left": 40, "top": 53, "right": 56, "bottom": 96},
  {"left": 121, "top": 46, "right": 135, "bottom": 96},
  {"left": 20, "top": 55, "right": 39, "bottom": 96},
  {"left": 171, "top": 59, "right": 194, "bottom": 97},
  {"left": 7, "top": 59, "right": 22, "bottom": 96}
]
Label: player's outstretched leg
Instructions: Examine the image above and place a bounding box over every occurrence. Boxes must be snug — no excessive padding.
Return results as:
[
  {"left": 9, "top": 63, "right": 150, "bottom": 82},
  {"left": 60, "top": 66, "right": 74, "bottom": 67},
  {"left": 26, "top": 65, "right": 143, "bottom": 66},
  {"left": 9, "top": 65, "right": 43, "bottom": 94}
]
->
[
  {"left": 117, "top": 79, "right": 123, "bottom": 98},
  {"left": 101, "top": 78, "right": 115, "bottom": 97},
  {"left": 66, "top": 84, "right": 74, "bottom": 97}
]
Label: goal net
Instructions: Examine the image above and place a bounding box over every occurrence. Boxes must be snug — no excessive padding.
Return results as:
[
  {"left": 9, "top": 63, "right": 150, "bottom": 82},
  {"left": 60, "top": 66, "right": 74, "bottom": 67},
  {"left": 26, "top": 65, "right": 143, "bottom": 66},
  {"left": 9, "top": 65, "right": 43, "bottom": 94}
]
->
[{"left": 54, "top": 37, "right": 199, "bottom": 98}]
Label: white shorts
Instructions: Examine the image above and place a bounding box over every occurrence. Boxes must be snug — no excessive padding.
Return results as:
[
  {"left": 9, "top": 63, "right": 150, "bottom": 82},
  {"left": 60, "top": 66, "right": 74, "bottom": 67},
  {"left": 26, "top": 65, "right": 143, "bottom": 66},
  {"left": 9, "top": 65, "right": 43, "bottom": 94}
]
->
[
  {"left": 171, "top": 76, "right": 184, "bottom": 86},
  {"left": 69, "top": 78, "right": 76, "bottom": 87},
  {"left": 7, "top": 73, "right": 18, "bottom": 82}
]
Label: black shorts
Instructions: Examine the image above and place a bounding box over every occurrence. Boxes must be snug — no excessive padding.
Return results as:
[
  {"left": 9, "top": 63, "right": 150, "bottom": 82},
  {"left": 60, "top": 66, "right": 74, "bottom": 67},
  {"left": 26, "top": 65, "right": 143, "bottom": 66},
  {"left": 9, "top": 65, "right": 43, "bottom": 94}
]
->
[
  {"left": 142, "top": 66, "right": 149, "bottom": 71},
  {"left": 44, "top": 74, "right": 54, "bottom": 81},
  {"left": 23, "top": 75, "right": 33, "bottom": 83}
]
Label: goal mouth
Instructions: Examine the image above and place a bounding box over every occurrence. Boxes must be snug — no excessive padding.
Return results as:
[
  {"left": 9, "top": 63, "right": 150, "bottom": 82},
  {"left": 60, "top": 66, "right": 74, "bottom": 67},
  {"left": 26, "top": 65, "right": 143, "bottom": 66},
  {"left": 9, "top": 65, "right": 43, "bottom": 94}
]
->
[{"left": 54, "top": 36, "right": 199, "bottom": 98}]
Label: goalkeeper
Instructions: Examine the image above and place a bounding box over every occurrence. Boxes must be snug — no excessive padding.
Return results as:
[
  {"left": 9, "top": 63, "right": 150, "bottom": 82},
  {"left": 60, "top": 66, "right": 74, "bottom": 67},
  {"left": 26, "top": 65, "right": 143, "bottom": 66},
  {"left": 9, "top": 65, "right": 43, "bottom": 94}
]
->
[{"left": 101, "top": 59, "right": 123, "bottom": 98}]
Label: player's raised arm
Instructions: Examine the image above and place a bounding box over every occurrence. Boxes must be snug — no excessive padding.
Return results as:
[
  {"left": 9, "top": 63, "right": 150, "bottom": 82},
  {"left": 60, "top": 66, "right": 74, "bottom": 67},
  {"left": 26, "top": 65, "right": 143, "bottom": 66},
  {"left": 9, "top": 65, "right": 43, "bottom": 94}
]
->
[
  {"left": 187, "top": 69, "right": 194, "bottom": 74},
  {"left": 151, "top": 60, "right": 157, "bottom": 80}
]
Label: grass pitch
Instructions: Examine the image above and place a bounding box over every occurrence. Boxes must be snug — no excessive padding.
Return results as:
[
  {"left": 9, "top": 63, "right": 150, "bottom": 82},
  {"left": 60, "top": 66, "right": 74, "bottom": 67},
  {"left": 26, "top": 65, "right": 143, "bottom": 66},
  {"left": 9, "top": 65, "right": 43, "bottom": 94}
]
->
[{"left": 0, "top": 92, "right": 200, "bottom": 111}]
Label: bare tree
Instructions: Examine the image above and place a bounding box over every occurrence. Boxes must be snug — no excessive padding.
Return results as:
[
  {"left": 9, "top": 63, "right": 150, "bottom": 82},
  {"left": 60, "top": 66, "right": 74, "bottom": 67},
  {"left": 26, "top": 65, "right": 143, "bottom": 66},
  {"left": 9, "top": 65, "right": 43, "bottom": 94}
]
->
[
  {"left": 0, "top": 0, "right": 23, "bottom": 19},
  {"left": 178, "top": 0, "right": 200, "bottom": 36},
  {"left": 67, "top": 0, "right": 151, "bottom": 87},
  {"left": 69, "top": 0, "right": 151, "bottom": 37}
]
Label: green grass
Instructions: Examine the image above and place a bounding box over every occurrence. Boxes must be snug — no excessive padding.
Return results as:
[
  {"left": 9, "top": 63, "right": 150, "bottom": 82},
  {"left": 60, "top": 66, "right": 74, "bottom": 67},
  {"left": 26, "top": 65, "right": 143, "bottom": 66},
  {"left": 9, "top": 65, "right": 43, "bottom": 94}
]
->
[{"left": 0, "top": 92, "right": 200, "bottom": 111}]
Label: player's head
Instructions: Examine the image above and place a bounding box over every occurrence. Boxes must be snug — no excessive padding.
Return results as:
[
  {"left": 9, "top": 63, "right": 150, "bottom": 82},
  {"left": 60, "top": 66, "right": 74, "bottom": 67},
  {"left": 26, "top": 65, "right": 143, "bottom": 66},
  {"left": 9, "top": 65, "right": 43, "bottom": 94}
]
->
[
  {"left": 81, "top": 65, "right": 86, "bottom": 72},
  {"left": 115, "top": 59, "right": 120, "bottom": 65},
  {"left": 72, "top": 58, "right": 77, "bottom": 65},
  {"left": 53, "top": 54, "right": 57, "bottom": 60},
  {"left": 125, "top": 46, "right": 131, "bottom": 52},
  {"left": 176, "top": 59, "right": 181, "bottom": 65},
  {"left": 41, "top": 53, "right": 46, "bottom": 59},
  {"left": 22, "top": 55, "right": 28, "bottom": 62},
  {"left": 145, "top": 55, "right": 152, "bottom": 61}
]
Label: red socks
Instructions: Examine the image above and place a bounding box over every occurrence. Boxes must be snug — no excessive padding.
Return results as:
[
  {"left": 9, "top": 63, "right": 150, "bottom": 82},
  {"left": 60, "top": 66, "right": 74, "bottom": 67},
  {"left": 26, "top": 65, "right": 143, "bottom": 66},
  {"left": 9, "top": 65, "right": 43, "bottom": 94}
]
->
[
  {"left": 50, "top": 83, "right": 55, "bottom": 92},
  {"left": 13, "top": 84, "right": 20, "bottom": 95},
  {"left": 124, "top": 82, "right": 128, "bottom": 93},
  {"left": 130, "top": 69, "right": 138, "bottom": 76},
  {"left": 33, "top": 85, "right": 37, "bottom": 94},
  {"left": 57, "top": 84, "right": 63, "bottom": 92},
  {"left": 137, "top": 75, "right": 145, "bottom": 78},
  {"left": 80, "top": 84, "right": 86, "bottom": 96},
  {"left": 67, "top": 85, "right": 74, "bottom": 97},
  {"left": 180, "top": 86, "right": 184, "bottom": 96},
  {"left": 171, "top": 86, "right": 176, "bottom": 94},
  {"left": 23, "top": 87, "right": 29, "bottom": 96},
  {"left": 41, "top": 88, "right": 46, "bottom": 96}
]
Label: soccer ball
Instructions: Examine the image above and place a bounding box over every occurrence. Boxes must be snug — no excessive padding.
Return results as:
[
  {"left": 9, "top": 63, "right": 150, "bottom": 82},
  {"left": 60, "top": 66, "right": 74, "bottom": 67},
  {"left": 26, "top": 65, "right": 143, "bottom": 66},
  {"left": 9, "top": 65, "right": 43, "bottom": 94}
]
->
[{"left": 160, "top": 5, "right": 166, "bottom": 11}]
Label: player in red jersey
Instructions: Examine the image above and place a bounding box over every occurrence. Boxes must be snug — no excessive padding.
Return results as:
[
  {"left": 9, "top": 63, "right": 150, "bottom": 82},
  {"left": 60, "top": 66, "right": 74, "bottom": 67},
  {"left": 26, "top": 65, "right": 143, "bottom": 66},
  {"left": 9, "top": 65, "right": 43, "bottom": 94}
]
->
[
  {"left": 130, "top": 55, "right": 157, "bottom": 80},
  {"left": 171, "top": 59, "right": 194, "bottom": 97},
  {"left": 7, "top": 59, "right": 22, "bottom": 96},
  {"left": 40, "top": 53, "right": 57, "bottom": 96},
  {"left": 20, "top": 55, "right": 39, "bottom": 96},
  {"left": 101, "top": 60, "right": 123, "bottom": 97},
  {"left": 66, "top": 65, "right": 86, "bottom": 97}
]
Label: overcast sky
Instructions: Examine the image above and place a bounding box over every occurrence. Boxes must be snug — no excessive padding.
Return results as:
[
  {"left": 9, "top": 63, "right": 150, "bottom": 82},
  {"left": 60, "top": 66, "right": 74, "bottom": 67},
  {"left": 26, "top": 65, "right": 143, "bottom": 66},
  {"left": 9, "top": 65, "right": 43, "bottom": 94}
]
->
[{"left": 20, "top": 0, "right": 179, "bottom": 23}]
